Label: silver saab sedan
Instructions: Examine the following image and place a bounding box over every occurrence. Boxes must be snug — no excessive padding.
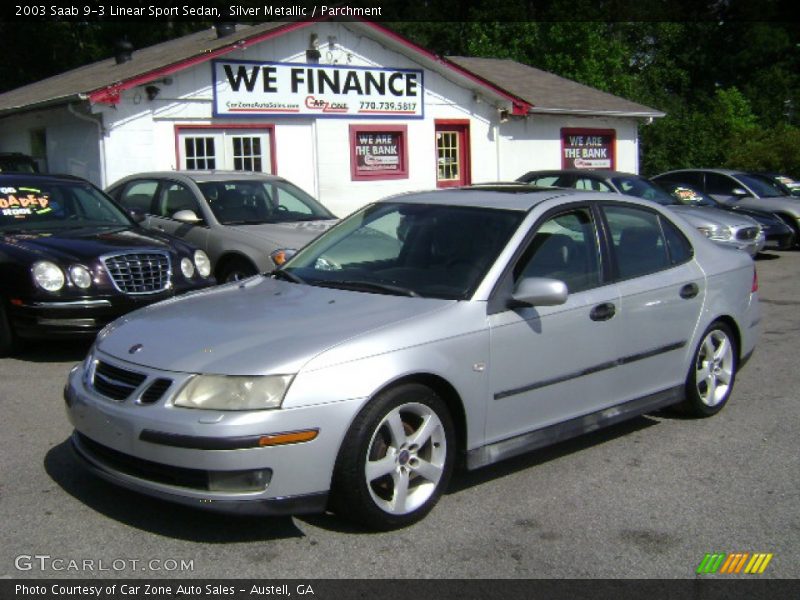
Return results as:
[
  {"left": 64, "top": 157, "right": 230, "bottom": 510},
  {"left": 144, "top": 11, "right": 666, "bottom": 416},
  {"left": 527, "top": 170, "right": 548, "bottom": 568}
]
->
[{"left": 64, "top": 187, "right": 760, "bottom": 530}]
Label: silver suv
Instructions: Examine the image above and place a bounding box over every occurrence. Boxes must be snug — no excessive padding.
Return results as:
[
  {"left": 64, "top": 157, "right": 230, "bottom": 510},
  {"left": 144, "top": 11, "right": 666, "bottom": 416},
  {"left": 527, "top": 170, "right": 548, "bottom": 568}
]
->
[
  {"left": 108, "top": 172, "right": 338, "bottom": 281},
  {"left": 653, "top": 169, "right": 800, "bottom": 247},
  {"left": 517, "top": 170, "right": 764, "bottom": 256}
]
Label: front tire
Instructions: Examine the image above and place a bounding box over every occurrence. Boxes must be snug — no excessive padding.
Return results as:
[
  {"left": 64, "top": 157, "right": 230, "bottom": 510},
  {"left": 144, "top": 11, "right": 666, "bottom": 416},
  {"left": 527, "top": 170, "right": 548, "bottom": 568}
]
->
[
  {"left": 331, "top": 383, "right": 455, "bottom": 530},
  {"left": 0, "top": 298, "right": 16, "bottom": 358},
  {"left": 218, "top": 258, "right": 257, "bottom": 283},
  {"left": 681, "top": 321, "right": 737, "bottom": 417}
]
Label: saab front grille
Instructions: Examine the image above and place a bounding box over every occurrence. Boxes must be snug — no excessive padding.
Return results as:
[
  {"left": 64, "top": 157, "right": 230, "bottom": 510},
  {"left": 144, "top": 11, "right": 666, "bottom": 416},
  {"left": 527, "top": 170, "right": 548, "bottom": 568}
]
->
[
  {"left": 76, "top": 433, "right": 209, "bottom": 490},
  {"left": 736, "top": 227, "right": 760, "bottom": 242},
  {"left": 92, "top": 360, "right": 146, "bottom": 400},
  {"left": 140, "top": 378, "right": 173, "bottom": 404},
  {"left": 103, "top": 252, "right": 170, "bottom": 294}
]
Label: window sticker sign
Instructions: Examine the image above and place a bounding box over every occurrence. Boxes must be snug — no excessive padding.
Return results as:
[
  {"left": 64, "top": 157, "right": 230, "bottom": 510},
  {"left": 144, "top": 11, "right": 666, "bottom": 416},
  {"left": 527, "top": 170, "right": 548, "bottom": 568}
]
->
[
  {"left": 561, "top": 128, "right": 616, "bottom": 169},
  {"left": 213, "top": 60, "right": 424, "bottom": 119},
  {"left": 0, "top": 187, "right": 51, "bottom": 219},
  {"left": 349, "top": 126, "right": 408, "bottom": 180}
]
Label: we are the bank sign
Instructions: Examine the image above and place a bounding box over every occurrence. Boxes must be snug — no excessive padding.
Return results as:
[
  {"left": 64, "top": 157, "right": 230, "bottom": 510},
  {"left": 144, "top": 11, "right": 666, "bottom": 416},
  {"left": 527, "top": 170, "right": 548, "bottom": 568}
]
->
[{"left": 213, "top": 60, "right": 425, "bottom": 119}]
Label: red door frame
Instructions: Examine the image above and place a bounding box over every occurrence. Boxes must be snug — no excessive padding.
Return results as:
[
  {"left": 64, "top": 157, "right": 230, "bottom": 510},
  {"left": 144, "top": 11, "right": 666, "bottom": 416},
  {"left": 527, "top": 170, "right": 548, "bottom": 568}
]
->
[{"left": 434, "top": 120, "right": 471, "bottom": 188}]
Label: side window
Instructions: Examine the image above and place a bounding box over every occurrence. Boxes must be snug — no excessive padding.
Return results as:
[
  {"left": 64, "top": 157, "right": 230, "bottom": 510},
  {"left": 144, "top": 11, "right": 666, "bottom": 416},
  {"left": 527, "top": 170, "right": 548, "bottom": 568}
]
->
[
  {"left": 661, "top": 216, "right": 693, "bottom": 264},
  {"left": 604, "top": 205, "right": 671, "bottom": 279},
  {"left": 664, "top": 172, "right": 703, "bottom": 188},
  {"left": 575, "top": 177, "right": 611, "bottom": 192},
  {"left": 117, "top": 180, "right": 159, "bottom": 214},
  {"left": 529, "top": 175, "right": 560, "bottom": 187},
  {"left": 157, "top": 183, "right": 202, "bottom": 220},
  {"left": 272, "top": 186, "right": 313, "bottom": 216},
  {"left": 704, "top": 173, "right": 738, "bottom": 195},
  {"left": 514, "top": 208, "right": 601, "bottom": 294}
]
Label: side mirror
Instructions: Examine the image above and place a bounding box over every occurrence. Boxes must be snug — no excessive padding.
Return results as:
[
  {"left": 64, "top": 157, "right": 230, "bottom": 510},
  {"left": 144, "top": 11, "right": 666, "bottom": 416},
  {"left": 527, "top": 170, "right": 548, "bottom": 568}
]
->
[
  {"left": 172, "top": 209, "right": 202, "bottom": 224},
  {"left": 127, "top": 208, "right": 146, "bottom": 223},
  {"left": 509, "top": 277, "right": 568, "bottom": 308},
  {"left": 731, "top": 188, "right": 750, "bottom": 197}
]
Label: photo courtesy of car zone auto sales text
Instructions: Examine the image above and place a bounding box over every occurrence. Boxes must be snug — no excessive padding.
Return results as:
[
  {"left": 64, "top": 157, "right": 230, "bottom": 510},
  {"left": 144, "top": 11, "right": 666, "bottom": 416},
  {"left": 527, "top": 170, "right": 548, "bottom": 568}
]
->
[{"left": 0, "top": 2, "right": 798, "bottom": 599}]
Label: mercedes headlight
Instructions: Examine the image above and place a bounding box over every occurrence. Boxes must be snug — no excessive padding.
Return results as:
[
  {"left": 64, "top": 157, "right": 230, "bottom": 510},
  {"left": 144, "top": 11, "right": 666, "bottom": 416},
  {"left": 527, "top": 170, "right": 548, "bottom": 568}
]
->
[
  {"left": 194, "top": 250, "right": 211, "bottom": 278},
  {"left": 180, "top": 257, "right": 195, "bottom": 279},
  {"left": 32, "top": 261, "right": 65, "bottom": 292},
  {"left": 69, "top": 265, "right": 92, "bottom": 289},
  {"left": 173, "top": 374, "right": 293, "bottom": 410}
]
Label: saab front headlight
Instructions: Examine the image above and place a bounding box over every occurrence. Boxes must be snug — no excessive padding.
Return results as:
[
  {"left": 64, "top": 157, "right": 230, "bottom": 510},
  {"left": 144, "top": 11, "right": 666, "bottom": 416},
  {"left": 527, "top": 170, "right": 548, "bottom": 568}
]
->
[
  {"left": 173, "top": 374, "right": 293, "bottom": 410},
  {"left": 194, "top": 250, "right": 211, "bottom": 278},
  {"left": 32, "top": 261, "right": 65, "bottom": 292}
]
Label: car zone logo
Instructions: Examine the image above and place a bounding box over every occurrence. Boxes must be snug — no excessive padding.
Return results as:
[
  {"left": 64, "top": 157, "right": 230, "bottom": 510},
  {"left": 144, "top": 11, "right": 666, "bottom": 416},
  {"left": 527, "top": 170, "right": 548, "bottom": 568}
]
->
[{"left": 696, "top": 552, "right": 774, "bottom": 575}]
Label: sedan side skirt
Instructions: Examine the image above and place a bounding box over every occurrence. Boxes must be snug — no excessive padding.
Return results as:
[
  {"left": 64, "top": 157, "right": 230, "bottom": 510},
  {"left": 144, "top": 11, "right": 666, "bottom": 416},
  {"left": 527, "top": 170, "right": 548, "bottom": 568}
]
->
[{"left": 467, "top": 385, "right": 683, "bottom": 470}]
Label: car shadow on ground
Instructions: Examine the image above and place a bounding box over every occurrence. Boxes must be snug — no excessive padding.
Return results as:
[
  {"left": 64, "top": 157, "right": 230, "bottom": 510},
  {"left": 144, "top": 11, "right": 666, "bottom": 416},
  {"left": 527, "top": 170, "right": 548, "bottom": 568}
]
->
[
  {"left": 13, "top": 339, "right": 93, "bottom": 363},
  {"left": 299, "top": 414, "right": 662, "bottom": 534},
  {"left": 755, "top": 252, "right": 781, "bottom": 261},
  {"left": 46, "top": 415, "right": 663, "bottom": 538},
  {"left": 44, "top": 440, "right": 305, "bottom": 542},
  {"left": 446, "top": 414, "right": 659, "bottom": 493}
]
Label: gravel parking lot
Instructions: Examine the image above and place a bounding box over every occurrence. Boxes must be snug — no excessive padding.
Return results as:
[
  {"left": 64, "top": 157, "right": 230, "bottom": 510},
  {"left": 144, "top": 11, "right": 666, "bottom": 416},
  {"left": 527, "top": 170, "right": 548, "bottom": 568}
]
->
[{"left": 1, "top": 250, "right": 798, "bottom": 580}]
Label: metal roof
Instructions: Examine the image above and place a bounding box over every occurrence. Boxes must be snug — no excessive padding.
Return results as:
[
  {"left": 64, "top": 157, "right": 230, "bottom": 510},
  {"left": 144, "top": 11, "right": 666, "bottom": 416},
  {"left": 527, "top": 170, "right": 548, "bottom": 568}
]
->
[
  {"left": 447, "top": 56, "right": 664, "bottom": 118},
  {"left": 0, "top": 21, "right": 663, "bottom": 120}
]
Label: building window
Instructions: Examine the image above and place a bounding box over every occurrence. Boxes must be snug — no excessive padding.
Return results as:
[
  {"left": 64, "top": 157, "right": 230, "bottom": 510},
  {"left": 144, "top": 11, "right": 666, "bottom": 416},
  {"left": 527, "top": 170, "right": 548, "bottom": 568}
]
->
[
  {"left": 435, "top": 121, "right": 470, "bottom": 188},
  {"left": 349, "top": 125, "right": 408, "bottom": 181},
  {"left": 437, "top": 131, "right": 459, "bottom": 182},
  {"left": 232, "top": 136, "right": 263, "bottom": 171},
  {"left": 184, "top": 137, "right": 216, "bottom": 170},
  {"left": 560, "top": 128, "right": 616, "bottom": 170},
  {"left": 176, "top": 126, "right": 275, "bottom": 173}
]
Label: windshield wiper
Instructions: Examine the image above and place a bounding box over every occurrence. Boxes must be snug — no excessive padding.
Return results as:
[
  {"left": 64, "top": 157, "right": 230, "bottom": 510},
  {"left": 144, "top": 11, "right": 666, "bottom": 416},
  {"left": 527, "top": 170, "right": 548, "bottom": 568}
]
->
[
  {"left": 272, "top": 269, "right": 307, "bottom": 285},
  {"left": 312, "top": 279, "right": 419, "bottom": 298}
]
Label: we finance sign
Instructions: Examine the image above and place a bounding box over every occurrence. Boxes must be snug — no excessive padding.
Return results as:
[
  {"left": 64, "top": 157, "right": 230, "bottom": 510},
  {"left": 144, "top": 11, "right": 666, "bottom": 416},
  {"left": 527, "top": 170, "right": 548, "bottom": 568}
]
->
[{"left": 213, "top": 60, "right": 424, "bottom": 119}]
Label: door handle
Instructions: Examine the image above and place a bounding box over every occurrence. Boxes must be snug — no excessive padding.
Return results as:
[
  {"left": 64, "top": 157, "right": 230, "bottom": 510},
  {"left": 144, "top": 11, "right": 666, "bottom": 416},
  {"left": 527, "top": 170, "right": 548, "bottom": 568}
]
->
[
  {"left": 680, "top": 283, "right": 699, "bottom": 299},
  {"left": 590, "top": 302, "right": 616, "bottom": 322}
]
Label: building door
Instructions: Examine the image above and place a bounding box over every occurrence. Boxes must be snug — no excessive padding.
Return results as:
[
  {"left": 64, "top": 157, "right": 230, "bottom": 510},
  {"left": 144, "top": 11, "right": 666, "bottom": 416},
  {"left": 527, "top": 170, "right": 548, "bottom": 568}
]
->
[{"left": 435, "top": 122, "right": 470, "bottom": 188}]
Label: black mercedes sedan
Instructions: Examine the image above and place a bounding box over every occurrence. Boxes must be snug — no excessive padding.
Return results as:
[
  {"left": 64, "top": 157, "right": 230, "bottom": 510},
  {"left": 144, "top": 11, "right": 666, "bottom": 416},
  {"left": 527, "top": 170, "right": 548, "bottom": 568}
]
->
[{"left": 1, "top": 173, "right": 215, "bottom": 355}]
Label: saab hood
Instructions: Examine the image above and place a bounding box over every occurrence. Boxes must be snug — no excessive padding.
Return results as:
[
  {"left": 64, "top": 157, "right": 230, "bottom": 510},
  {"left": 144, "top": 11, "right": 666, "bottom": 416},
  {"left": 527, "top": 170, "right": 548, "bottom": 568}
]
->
[{"left": 96, "top": 275, "right": 451, "bottom": 376}]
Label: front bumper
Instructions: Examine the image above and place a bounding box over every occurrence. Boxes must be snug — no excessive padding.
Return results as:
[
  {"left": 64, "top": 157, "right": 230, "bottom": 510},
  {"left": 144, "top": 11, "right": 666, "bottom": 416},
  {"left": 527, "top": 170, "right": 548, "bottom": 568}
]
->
[
  {"left": 764, "top": 229, "right": 795, "bottom": 250},
  {"left": 10, "top": 283, "right": 214, "bottom": 338},
  {"left": 63, "top": 356, "right": 364, "bottom": 514}
]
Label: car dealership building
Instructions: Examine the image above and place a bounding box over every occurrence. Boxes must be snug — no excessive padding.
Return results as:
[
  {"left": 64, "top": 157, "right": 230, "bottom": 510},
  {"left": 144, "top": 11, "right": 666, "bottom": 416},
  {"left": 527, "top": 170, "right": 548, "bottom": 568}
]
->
[{"left": 0, "top": 19, "right": 663, "bottom": 217}]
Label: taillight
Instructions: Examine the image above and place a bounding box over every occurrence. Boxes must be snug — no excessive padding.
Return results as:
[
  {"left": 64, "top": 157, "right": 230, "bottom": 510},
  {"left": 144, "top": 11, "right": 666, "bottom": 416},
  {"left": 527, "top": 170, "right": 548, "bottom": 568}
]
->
[{"left": 752, "top": 267, "right": 759, "bottom": 293}]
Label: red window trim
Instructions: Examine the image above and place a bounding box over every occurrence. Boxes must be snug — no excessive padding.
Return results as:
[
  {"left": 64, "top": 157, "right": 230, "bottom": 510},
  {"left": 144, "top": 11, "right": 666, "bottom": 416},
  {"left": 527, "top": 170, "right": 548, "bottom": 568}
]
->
[
  {"left": 174, "top": 124, "right": 278, "bottom": 174},
  {"left": 434, "top": 119, "right": 471, "bottom": 188},
  {"left": 349, "top": 124, "right": 409, "bottom": 181},
  {"left": 560, "top": 127, "right": 617, "bottom": 170}
]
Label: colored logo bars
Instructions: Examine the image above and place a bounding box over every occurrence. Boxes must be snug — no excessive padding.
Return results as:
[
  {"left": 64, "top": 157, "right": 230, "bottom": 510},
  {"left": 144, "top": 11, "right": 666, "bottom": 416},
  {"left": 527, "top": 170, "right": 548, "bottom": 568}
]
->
[{"left": 697, "top": 552, "right": 774, "bottom": 575}]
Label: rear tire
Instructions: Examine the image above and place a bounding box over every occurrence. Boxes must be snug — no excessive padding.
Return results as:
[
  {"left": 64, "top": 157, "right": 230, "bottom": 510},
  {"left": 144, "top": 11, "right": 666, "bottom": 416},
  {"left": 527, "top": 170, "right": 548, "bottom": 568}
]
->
[
  {"left": 330, "top": 383, "right": 455, "bottom": 530},
  {"left": 680, "top": 321, "right": 737, "bottom": 417}
]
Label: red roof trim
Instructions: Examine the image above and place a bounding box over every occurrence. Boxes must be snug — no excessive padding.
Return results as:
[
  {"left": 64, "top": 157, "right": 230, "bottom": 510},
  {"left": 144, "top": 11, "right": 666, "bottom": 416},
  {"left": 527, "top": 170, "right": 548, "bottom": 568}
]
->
[
  {"left": 89, "top": 18, "right": 533, "bottom": 113},
  {"left": 88, "top": 20, "right": 319, "bottom": 105}
]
